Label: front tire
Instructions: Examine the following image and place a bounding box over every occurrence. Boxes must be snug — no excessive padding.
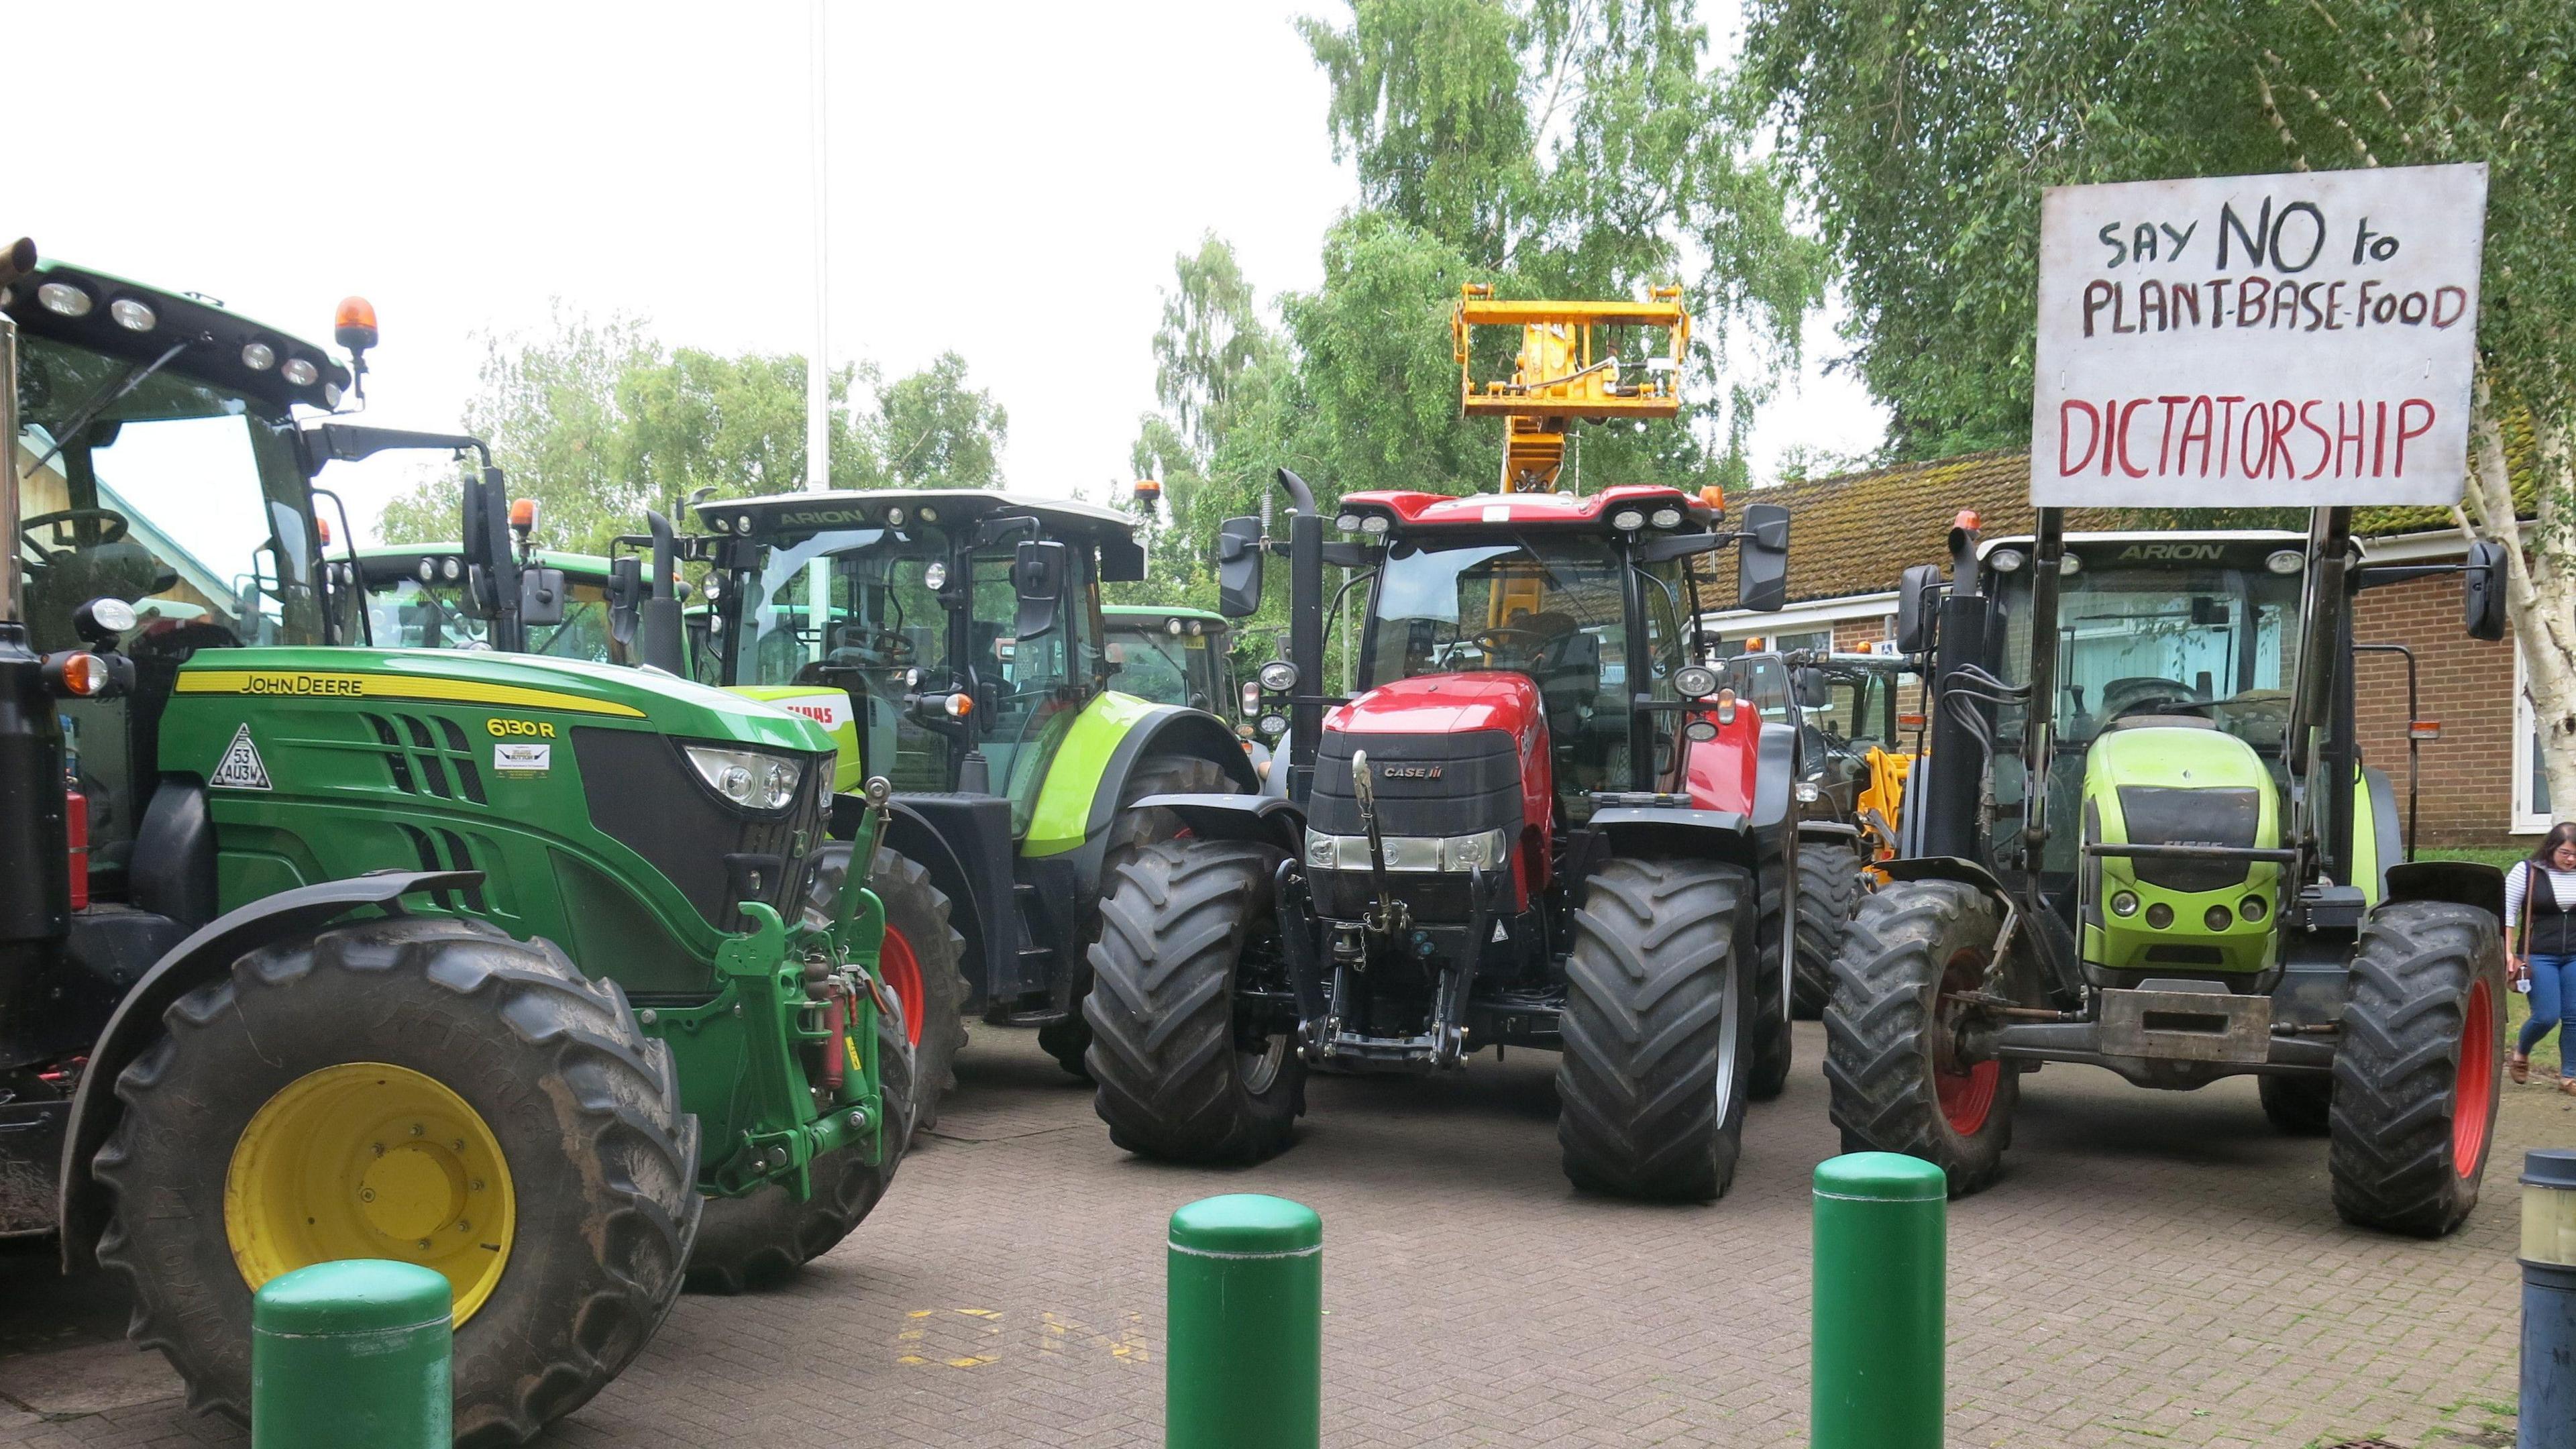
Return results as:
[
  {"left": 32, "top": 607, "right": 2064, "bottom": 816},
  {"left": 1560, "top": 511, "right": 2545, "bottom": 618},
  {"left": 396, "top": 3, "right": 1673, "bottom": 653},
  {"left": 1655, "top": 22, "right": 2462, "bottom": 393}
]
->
[
  {"left": 1556, "top": 857, "right": 1754, "bottom": 1202},
  {"left": 1748, "top": 863, "right": 1794, "bottom": 1101},
  {"left": 1040, "top": 753, "right": 1235, "bottom": 1079},
  {"left": 1793, "top": 839, "right": 1864, "bottom": 1018},
  {"left": 2328, "top": 900, "right": 2505, "bottom": 1237},
  {"left": 93, "top": 916, "right": 697, "bottom": 1448},
  {"left": 808, "top": 843, "right": 966, "bottom": 1133},
  {"left": 1083, "top": 839, "right": 1304, "bottom": 1164},
  {"left": 1822, "top": 879, "right": 2015, "bottom": 1196}
]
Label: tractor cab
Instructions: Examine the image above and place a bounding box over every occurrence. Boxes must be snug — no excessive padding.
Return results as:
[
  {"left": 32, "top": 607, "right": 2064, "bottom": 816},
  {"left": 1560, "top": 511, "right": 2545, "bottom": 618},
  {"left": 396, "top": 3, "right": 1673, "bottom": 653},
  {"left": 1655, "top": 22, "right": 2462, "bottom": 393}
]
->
[
  {"left": 694, "top": 487, "right": 1254, "bottom": 1067},
  {"left": 1103, "top": 604, "right": 1234, "bottom": 714},
  {"left": 336, "top": 544, "right": 627, "bottom": 662},
  {"left": 698, "top": 488, "right": 1145, "bottom": 814},
  {"left": 1970, "top": 531, "right": 2308, "bottom": 888}
]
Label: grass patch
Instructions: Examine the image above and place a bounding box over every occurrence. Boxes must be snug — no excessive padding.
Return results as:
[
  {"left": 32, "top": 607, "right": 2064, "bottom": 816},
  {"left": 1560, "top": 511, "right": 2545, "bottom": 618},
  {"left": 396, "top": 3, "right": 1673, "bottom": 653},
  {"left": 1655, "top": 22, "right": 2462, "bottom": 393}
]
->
[{"left": 2419, "top": 847, "right": 2528, "bottom": 870}]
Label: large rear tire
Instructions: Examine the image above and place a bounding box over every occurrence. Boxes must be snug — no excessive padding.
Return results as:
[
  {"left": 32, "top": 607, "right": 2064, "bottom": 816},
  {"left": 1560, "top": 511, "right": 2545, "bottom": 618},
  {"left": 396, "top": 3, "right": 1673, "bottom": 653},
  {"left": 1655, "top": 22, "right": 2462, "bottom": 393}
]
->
[
  {"left": 93, "top": 916, "right": 697, "bottom": 1448},
  {"left": 1793, "top": 839, "right": 1864, "bottom": 1018},
  {"left": 1083, "top": 839, "right": 1304, "bottom": 1164},
  {"left": 807, "top": 843, "right": 966, "bottom": 1133},
  {"left": 684, "top": 999, "right": 912, "bottom": 1293},
  {"left": 1821, "top": 879, "right": 2015, "bottom": 1196},
  {"left": 2328, "top": 900, "right": 2505, "bottom": 1237},
  {"left": 1556, "top": 857, "right": 1754, "bottom": 1202}
]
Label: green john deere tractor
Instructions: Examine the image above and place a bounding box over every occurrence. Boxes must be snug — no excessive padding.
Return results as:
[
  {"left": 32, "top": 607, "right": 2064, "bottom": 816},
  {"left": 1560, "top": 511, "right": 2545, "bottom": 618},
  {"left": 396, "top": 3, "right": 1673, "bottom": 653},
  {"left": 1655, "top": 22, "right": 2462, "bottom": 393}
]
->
[
  {"left": 688, "top": 488, "right": 1260, "bottom": 1081},
  {"left": 3, "top": 248, "right": 906, "bottom": 1444},
  {"left": 1831, "top": 515, "right": 2510, "bottom": 1236}
]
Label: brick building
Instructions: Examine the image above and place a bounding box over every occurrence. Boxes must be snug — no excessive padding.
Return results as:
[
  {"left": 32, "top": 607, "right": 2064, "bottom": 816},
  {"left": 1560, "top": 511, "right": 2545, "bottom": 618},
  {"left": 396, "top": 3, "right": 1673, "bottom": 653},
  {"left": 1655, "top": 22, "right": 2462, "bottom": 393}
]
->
[{"left": 1701, "top": 449, "right": 2538, "bottom": 850}]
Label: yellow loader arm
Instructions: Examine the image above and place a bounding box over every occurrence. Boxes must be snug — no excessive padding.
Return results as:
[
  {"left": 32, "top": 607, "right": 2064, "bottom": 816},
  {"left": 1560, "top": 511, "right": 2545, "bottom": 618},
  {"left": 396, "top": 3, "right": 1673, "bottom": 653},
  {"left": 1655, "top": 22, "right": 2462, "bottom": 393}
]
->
[{"left": 1453, "top": 284, "right": 1690, "bottom": 492}]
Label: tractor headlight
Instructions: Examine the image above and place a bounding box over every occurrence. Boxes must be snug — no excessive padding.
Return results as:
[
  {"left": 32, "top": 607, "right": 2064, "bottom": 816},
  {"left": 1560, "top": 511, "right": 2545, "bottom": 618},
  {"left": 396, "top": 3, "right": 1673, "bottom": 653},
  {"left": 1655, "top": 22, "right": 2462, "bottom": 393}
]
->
[
  {"left": 1259, "top": 659, "right": 1299, "bottom": 693},
  {"left": 2239, "top": 894, "right": 2268, "bottom": 922},
  {"left": 1258, "top": 712, "right": 1288, "bottom": 739},
  {"left": 2110, "top": 890, "right": 2140, "bottom": 917},
  {"left": 684, "top": 745, "right": 803, "bottom": 811},
  {"left": 1674, "top": 664, "right": 1720, "bottom": 699},
  {"left": 1650, "top": 506, "right": 1683, "bottom": 530},
  {"left": 2204, "top": 904, "right": 2234, "bottom": 932},
  {"left": 1307, "top": 830, "right": 1336, "bottom": 866},
  {"left": 1440, "top": 828, "right": 1509, "bottom": 871},
  {"left": 1610, "top": 508, "right": 1647, "bottom": 532}
]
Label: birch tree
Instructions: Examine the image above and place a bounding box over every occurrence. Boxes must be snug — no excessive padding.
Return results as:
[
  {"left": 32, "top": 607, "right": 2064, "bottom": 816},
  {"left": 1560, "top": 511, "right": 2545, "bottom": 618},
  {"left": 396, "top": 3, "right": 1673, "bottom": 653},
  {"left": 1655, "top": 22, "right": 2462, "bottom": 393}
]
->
[{"left": 1746, "top": 0, "right": 2576, "bottom": 806}]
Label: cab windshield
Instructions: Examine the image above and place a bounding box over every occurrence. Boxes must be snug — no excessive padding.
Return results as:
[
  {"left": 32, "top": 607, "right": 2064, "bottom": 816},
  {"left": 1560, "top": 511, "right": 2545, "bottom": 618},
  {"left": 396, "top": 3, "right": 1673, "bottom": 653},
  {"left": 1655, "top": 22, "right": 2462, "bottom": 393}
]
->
[
  {"left": 15, "top": 335, "right": 321, "bottom": 653},
  {"left": 1107, "top": 623, "right": 1222, "bottom": 711},
  {"left": 1360, "top": 534, "right": 1684, "bottom": 811},
  {"left": 1994, "top": 554, "right": 2302, "bottom": 752}
]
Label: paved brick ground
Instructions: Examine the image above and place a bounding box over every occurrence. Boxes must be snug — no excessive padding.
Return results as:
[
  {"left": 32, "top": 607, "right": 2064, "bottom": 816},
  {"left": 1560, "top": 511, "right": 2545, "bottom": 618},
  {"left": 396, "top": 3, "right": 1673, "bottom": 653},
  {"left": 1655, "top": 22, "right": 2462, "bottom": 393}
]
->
[{"left": 1, "top": 1022, "right": 2557, "bottom": 1447}]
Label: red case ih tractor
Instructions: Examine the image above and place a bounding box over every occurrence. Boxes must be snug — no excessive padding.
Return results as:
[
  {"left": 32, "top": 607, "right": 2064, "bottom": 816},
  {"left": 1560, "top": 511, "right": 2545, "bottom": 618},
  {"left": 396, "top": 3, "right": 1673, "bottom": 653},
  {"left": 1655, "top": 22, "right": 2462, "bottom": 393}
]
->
[{"left": 1077, "top": 292, "right": 1802, "bottom": 1200}]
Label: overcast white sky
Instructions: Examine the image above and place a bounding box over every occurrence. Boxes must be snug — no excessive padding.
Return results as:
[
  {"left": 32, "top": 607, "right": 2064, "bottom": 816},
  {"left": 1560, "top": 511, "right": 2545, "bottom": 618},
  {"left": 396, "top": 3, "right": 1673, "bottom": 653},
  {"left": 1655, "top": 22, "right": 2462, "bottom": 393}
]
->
[{"left": 23, "top": 0, "right": 1885, "bottom": 542}]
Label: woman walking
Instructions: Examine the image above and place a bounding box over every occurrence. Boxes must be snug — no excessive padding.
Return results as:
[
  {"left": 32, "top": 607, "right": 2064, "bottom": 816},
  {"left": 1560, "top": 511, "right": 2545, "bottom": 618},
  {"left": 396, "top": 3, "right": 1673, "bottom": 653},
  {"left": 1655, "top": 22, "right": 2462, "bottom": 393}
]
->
[{"left": 2508, "top": 821, "right": 2576, "bottom": 1091}]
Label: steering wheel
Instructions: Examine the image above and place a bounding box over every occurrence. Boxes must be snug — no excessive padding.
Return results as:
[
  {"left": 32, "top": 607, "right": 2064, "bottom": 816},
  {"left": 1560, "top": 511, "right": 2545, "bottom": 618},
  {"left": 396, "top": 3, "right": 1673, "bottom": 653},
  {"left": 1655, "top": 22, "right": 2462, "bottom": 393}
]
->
[
  {"left": 18, "top": 507, "right": 131, "bottom": 560},
  {"left": 823, "top": 628, "right": 916, "bottom": 666},
  {"left": 2105, "top": 691, "right": 2214, "bottom": 724},
  {"left": 1471, "top": 625, "right": 1558, "bottom": 659}
]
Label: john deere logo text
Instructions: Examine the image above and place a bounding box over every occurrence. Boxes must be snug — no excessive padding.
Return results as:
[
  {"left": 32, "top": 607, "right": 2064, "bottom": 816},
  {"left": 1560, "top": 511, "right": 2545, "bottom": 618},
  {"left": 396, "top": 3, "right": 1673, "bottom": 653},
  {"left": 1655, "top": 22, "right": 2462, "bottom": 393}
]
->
[
  {"left": 486, "top": 717, "right": 558, "bottom": 739},
  {"left": 1382, "top": 764, "right": 1443, "bottom": 780},
  {"left": 241, "top": 673, "right": 363, "bottom": 697}
]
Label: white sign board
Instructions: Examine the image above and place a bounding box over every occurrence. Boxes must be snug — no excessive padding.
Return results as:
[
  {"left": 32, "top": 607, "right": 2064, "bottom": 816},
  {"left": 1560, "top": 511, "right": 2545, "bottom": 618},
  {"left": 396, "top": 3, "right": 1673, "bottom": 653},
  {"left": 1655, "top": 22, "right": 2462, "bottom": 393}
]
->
[{"left": 2031, "top": 164, "right": 2487, "bottom": 508}]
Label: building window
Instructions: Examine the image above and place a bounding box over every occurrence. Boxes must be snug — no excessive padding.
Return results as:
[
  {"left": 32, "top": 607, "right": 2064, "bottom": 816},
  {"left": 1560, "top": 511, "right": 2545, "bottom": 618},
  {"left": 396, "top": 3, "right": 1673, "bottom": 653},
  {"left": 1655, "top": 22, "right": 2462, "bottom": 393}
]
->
[
  {"left": 2517, "top": 638, "right": 2553, "bottom": 834},
  {"left": 1717, "top": 627, "right": 1830, "bottom": 659}
]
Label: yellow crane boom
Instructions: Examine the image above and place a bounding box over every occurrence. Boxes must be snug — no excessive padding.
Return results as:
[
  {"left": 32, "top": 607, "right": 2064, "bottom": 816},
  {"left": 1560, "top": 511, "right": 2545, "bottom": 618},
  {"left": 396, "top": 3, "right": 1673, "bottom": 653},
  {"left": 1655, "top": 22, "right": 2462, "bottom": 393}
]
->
[{"left": 1453, "top": 284, "right": 1690, "bottom": 492}]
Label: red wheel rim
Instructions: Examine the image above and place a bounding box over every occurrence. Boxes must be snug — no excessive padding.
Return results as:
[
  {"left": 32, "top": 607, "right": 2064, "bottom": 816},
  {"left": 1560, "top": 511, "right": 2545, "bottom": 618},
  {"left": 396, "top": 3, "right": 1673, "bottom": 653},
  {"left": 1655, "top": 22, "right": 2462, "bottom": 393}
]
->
[
  {"left": 2451, "top": 977, "right": 2496, "bottom": 1177},
  {"left": 880, "top": 927, "right": 926, "bottom": 1049},
  {"left": 1938, "top": 1058, "right": 2000, "bottom": 1134}
]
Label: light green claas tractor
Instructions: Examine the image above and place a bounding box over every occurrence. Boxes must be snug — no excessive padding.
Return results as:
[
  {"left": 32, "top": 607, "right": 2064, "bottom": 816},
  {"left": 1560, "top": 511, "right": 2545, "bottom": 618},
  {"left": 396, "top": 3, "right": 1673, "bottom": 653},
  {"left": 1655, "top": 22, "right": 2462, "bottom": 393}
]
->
[
  {"left": 3, "top": 249, "right": 906, "bottom": 1445},
  {"left": 688, "top": 489, "right": 1260, "bottom": 1081},
  {"left": 1102, "top": 603, "right": 1282, "bottom": 796},
  {"left": 1833, "top": 518, "right": 2511, "bottom": 1236}
]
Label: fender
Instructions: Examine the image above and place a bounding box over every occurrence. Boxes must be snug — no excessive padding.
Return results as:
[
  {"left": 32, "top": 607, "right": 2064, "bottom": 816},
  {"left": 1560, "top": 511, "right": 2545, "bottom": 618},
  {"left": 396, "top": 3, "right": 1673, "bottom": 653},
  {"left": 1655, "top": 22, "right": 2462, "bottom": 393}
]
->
[
  {"left": 1750, "top": 721, "right": 1796, "bottom": 833},
  {"left": 1132, "top": 792, "right": 1307, "bottom": 859},
  {"left": 2384, "top": 860, "right": 2506, "bottom": 922},
  {"left": 58, "top": 869, "right": 479, "bottom": 1271},
  {"left": 1798, "top": 820, "right": 1862, "bottom": 842},
  {"left": 1879, "top": 856, "right": 2080, "bottom": 1000},
  {"left": 1038, "top": 702, "right": 1263, "bottom": 905},
  {"left": 1589, "top": 806, "right": 1756, "bottom": 866},
  {"left": 873, "top": 801, "right": 998, "bottom": 1010}
]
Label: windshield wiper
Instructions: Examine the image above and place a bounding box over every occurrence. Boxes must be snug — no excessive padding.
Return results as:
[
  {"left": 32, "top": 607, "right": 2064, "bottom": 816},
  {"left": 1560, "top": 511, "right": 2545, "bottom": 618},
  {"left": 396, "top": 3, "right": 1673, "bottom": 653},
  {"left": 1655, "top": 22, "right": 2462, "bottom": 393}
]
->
[
  {"left": 20, "top": 342, "right": 189, "bottom": 480},
  {"left": 1507, "top": 533, "right": 1568, "bottom": 590}
]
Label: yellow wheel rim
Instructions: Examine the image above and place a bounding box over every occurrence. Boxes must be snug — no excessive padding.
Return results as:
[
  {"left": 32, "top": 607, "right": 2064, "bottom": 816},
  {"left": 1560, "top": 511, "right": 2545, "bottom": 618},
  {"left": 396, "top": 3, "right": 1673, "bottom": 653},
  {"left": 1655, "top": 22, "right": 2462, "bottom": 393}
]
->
[{"left": 225, "top": 1063, "right": 517, "bottom": 1325}]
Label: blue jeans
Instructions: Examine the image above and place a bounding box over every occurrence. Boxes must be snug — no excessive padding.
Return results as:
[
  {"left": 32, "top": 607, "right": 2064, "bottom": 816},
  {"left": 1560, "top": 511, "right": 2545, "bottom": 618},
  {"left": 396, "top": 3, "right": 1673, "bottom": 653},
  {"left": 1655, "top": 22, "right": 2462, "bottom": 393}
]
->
[{"left": 2519, "top": 952, "right": 2576, "bottom": 1070}]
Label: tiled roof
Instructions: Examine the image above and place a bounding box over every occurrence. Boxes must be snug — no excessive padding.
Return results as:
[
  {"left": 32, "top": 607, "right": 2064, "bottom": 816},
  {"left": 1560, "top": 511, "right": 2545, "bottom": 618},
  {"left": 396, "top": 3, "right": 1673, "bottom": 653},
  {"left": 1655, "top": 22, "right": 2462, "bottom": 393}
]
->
[{"left": 1708, "top": 445, "right": 2530, "bottom": 608}]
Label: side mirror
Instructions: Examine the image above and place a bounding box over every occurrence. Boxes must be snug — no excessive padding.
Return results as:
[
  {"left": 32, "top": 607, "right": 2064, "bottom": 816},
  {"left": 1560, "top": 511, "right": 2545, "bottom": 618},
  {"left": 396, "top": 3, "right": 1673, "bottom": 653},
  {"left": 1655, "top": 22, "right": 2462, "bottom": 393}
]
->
[
  {"left": 519, "top": 567, "right": 568, "bottom": 628},
  {"left": 1216, "top": 516, "right": 1264, "bottom": 618},
  {"left": 1012, "top": 539, "right": 1067, "bottom": 638},
  {"left": 2464, "top": 538, "right": 2508, "bottom": 642},
  {"left": 1735, "top": 502, "right": 1789, "bottom": 614},
  {"left": 1100, "top": 534, "right": 1146, "bottom": 584},
  {"left": 1894, "top": 564, "right": 1946, "bottom": 655},
  {"left": 1796, "top": 667, "right": 1831, "bottom": 710},
  {"left": 607, "top": 555, "right": 643, "bottom": 646}
]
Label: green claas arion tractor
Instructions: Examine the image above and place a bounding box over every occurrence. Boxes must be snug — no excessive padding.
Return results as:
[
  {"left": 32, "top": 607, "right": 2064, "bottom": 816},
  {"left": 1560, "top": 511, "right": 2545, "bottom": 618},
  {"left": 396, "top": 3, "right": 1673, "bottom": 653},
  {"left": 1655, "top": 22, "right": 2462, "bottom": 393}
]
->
[
  {"left": 1833, "top": 515, "right": 2511, "bottom": 1235},
  {"left": 685, "top": 489, "right": 1260, "bottom": 1083},
  {"left": 1, "top": 246, "right": 904, "bottom": 1444}
]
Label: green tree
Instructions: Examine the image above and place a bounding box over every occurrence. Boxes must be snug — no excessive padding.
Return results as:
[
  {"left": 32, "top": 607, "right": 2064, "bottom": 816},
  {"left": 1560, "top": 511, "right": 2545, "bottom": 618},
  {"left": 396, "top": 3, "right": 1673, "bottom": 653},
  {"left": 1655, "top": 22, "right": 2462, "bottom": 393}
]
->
[
  {"left": 1743, "top": 0, "right": 2576, "bottom": 804},
  {"left": 382, "top": 313, "right": 1007, "bottom": 552},
  {"left": 874, "top": 352, "right": 1008, "bottom": 490}
]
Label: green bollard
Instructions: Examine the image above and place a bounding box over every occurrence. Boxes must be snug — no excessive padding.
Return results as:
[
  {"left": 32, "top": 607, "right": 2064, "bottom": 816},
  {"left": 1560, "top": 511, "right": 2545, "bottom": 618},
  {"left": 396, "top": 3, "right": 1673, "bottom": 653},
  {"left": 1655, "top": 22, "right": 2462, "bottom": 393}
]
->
[
  {"left": 1166, "top": 1193, "right": 1322, "bottom": 1449},
  {"left": 1812, "top": 1152, "right": 1947, "bottom": 1449},
  {"left": 252, "top": 1259, "right": 452, "bottom": 1449}
]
